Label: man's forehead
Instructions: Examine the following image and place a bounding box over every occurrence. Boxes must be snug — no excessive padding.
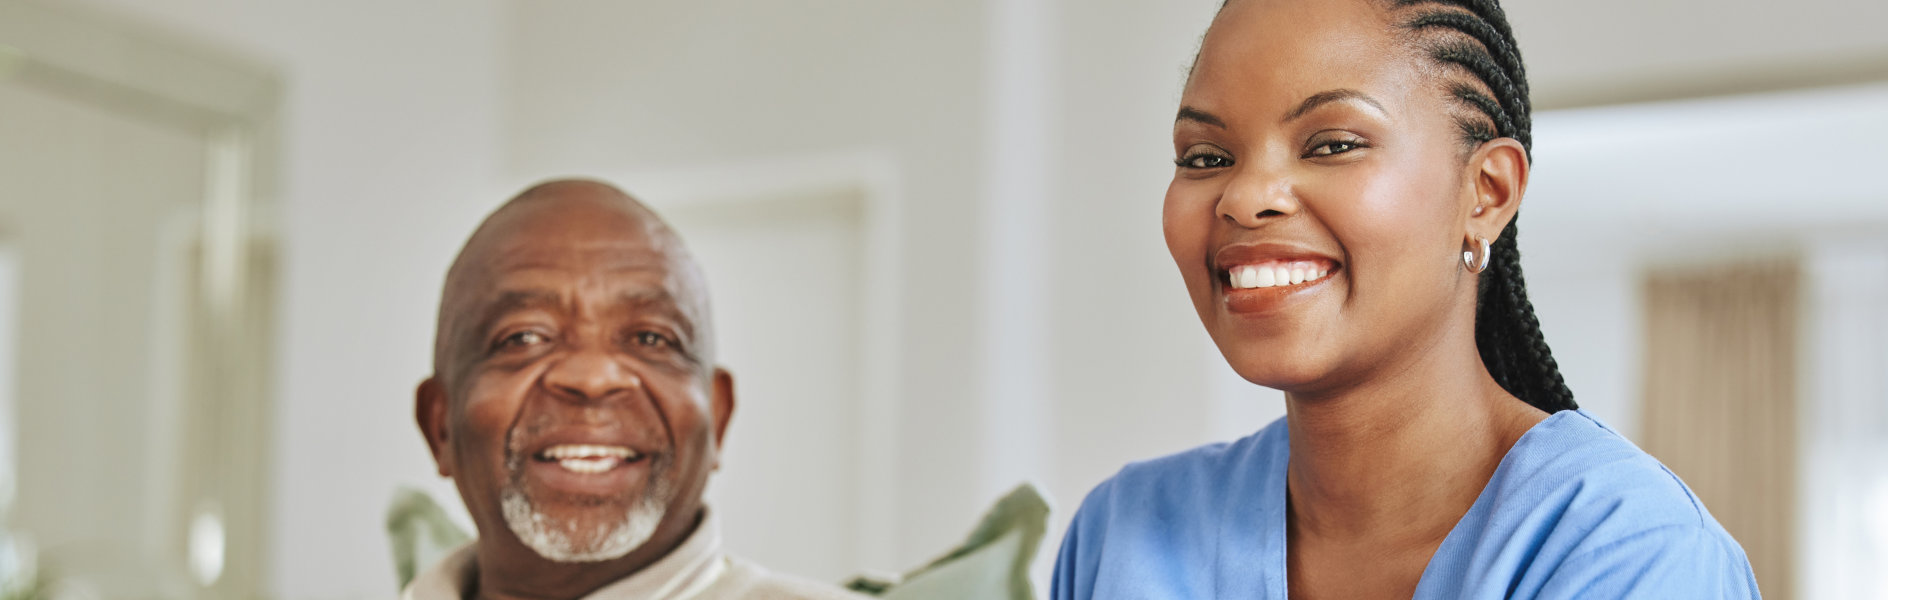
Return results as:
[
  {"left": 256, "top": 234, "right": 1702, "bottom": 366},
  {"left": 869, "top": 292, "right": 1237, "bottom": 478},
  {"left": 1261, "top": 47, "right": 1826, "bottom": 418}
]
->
[
  {"left": 452, "top": 185, "right": 695, "bottom": 281},
  {"left": 452, "top": 222, "right": 702, "bottom": 314},
  {"left": 474, "top": 195, "right": 671, "bottom": 252},
  {"left": 434, "top": 181, "right": 714, "bottom": 362},
  {"left": 476, "top": 236, "right": 681, "bottom": 274},
  {"left": 468, "top": 257, "right": 692, "bottom": 305}
]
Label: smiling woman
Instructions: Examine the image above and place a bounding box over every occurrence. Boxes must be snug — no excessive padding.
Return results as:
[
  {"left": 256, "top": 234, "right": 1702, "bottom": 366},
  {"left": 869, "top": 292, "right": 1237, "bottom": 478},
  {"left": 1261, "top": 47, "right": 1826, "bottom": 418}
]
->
[{"left": 1051, "top": 0, "right": 1762, "bottom": 598}]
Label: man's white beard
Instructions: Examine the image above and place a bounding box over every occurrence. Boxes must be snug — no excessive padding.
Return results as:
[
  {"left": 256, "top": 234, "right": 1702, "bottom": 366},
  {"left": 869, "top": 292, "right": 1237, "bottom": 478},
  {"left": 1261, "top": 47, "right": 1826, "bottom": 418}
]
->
[{"left": 500, "top": 487, "right": 666, "bottom": 563}]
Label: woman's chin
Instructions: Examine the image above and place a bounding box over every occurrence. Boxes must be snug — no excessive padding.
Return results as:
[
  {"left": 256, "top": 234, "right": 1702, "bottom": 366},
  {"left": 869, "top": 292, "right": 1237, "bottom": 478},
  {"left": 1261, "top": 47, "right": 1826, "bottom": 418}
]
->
[
  {"left": 1217, "top": 336, "right": 1337, "bottom": 385},
  {"left": 1223, "top": 357, "right": 1332, "bottom": 394}
]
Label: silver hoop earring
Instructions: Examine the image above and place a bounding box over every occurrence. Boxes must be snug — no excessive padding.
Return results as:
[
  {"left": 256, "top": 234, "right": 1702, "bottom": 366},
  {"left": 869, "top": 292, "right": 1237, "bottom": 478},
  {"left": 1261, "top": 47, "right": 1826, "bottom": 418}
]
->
[{"left": 1462, "top": 235, "right": 1491, "bottom": 274}]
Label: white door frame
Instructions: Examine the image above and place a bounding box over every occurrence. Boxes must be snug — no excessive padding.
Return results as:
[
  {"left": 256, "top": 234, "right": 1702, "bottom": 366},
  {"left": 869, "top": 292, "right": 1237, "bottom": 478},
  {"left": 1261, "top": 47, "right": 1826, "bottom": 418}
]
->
[
  {"left": 601, "top": 149, "right": 907, "bottom": 568},
  {"left": 0, "top": 1, "right": 279, "bottom": 596}
]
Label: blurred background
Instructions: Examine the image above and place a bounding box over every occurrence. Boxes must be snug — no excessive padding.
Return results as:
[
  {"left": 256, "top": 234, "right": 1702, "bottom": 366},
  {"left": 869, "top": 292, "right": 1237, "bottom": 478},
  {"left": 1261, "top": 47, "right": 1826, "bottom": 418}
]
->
[{"left": 0, "top": 0, "right": 1887, "bottom": 598}]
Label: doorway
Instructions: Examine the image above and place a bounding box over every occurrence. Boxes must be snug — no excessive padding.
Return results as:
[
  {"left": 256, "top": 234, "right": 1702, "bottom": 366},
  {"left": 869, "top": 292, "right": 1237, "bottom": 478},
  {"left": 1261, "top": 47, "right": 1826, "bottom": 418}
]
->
[{"left": 0, "top": 2, "right": 278, "bottom": 597}]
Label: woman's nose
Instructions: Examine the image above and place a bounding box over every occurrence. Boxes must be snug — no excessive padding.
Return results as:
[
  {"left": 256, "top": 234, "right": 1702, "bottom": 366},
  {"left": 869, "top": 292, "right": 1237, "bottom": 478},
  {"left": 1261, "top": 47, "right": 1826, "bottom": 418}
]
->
[{"left": 1216, "top": 165, "right": 1301, "bottom": 227}]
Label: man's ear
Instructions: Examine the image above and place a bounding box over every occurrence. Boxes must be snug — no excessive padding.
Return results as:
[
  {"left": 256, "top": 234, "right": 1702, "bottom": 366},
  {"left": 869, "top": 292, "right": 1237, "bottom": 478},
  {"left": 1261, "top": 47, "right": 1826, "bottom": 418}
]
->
[
  {"left": 415, "top": 377, "right": 455, "bottom": 478},
  {"left": 1465, "top": 137, "right": 1530, "bottom": 239},
  {"left": 709, "top": 366, "right": 736, "bottom": 461}
]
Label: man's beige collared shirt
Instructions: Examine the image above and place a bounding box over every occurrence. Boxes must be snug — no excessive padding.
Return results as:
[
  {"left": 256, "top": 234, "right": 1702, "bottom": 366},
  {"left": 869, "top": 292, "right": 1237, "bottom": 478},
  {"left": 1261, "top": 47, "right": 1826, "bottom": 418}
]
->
[{"left": 401, "top": 511, "right": 863, "bottom": 600}]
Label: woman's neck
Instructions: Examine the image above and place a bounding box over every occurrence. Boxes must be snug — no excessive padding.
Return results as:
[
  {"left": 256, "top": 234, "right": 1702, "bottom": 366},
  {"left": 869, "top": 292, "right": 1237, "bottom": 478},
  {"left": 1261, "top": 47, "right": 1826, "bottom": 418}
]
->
[{"left": 1282, "top": 344, "right": 1546, "bottom": 547}]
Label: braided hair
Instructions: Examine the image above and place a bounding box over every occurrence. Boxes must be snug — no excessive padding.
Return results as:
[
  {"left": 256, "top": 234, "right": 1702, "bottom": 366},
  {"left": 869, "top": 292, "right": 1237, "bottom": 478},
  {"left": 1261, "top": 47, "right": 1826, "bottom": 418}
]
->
[{"left": 1392, "top": 0, "right": 1578, "bottom": 412}]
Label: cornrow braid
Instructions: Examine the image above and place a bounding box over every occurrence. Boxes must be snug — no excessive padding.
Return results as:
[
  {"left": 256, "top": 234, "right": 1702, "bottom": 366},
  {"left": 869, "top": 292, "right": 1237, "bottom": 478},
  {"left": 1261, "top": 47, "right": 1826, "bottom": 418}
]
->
[
  {"left": 1474, "top": 221, "right": 1576, "bottom": 412},
  {"left": 1394, "top": 0, "right": 1577, "bottom": 412},
  {"left": 1397, "top": 0, "right": 1531, "bottom": 152},
  {"left": 1430, "top": 43, "right": 1523, "bottom": 140}
]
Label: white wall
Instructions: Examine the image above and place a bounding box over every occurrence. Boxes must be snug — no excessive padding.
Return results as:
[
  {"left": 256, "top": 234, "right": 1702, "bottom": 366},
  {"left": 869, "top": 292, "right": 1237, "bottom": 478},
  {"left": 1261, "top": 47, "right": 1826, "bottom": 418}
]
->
[
  {"left": 1042, "top": 0, "right": 1246, "bottom": 576},
  {"left": 1523, "top": 85, "right": 1887, "bottom": 440},
  {"left": 59, "top": 0, "right": 509, "bottom": 597},
  {"left": 1798, "top": 235, "right": 1887, "bottom": 600},
  {"left": 502, "top": 0, "right": 993, "bottom": 572}
]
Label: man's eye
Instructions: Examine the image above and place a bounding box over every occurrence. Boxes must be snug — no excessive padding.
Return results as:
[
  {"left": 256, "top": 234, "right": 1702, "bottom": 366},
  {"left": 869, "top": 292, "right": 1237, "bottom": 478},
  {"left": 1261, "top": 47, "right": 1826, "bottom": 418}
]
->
[
  {"left": 501, "top": 331, "right": 547, "bottom": 347},
  {"left": 1176, "top": 154, "right": 1233, "bottom": 169},
  {"left": 635, "top": 331, "right": 671, "bottom": 347},
  {"left": 1308, "top": 140, "right": 1363, "bottom": 157}
]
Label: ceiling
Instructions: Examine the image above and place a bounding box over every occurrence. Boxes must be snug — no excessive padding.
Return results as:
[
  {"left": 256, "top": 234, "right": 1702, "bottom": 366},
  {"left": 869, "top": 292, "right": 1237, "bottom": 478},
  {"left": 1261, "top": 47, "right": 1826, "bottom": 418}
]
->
[{"left": 1502, "top": 0, "right": 1886, "bottom": 108}]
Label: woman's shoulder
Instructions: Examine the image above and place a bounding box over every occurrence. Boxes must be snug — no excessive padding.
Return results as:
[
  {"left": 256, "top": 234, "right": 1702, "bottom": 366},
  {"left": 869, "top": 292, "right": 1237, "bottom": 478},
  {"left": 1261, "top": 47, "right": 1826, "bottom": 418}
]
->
[
  {"left": 1442, "top": 409, "right": 1760, "bottom": 598},
  {"left": 1492, "top": 410, "right": 1714, "bottom": 530},
  {"left": 1053, "top": 417, "right": 1292, "bottom": 599},
  {"left": 1079, "top": 415, "right": 1290, "bottom": 519}
]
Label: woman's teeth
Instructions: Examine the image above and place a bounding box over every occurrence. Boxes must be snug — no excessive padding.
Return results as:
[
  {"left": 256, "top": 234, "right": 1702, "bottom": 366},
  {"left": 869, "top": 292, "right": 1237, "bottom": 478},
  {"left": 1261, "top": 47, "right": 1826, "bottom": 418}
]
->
[{"left": 1228, "top": 262, "right": 1331, "bottom": 289}]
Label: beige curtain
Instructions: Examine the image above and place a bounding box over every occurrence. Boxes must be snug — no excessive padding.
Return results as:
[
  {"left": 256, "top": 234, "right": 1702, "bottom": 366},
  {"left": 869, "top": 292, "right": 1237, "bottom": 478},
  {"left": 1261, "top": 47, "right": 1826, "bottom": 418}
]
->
[{"left": 1640, "top": 259, "right": 1797, "bottom": 599}]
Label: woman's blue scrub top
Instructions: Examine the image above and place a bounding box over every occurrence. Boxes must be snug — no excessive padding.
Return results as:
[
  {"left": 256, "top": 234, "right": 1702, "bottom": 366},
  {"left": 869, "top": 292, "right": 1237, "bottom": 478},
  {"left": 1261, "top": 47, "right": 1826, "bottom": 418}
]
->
[{"left": 1051, "top": 410, "right": 1761, "bottom": 599}]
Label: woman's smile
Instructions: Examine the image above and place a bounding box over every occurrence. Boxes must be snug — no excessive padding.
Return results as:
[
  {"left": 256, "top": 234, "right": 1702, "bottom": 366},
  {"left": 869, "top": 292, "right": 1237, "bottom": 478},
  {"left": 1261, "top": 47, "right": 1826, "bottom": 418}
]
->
[{"left": 1212, "top": 241, "right": 1344, "bottom": 315}]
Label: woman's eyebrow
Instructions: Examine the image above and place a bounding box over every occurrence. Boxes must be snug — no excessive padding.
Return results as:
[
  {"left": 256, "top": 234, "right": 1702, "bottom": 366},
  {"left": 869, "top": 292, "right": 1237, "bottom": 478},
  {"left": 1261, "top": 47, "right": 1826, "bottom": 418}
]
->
[
  {"left": 1175, "top": 106, "right": 1227, "bottom": 128},
  {"left": 1286, "top": 88, "right": 1388, "bottom": 121},
  {"left": 1176, "top": 89, "right": 1387, "bottom": 129}
]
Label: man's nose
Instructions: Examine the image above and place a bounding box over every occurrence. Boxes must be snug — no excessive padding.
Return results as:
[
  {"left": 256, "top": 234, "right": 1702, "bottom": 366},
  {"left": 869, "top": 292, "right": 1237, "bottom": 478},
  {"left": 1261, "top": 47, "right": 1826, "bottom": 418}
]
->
[
  {"left": 540, "top": 344, "right": 640, "bottom": 403},
  {"left": 1216, "top": 163, "right": 1301, "bottom": 227}
]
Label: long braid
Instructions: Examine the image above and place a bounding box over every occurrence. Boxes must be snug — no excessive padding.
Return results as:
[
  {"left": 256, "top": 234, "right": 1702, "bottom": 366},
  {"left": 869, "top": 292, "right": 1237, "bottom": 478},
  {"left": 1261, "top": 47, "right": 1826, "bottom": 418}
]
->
[
  {"left": 1476, "top": 221, "right": 1576, "bottom": 411},
  {"left": 1395, "top": 0, "right": 1577, "bottom": 412}
]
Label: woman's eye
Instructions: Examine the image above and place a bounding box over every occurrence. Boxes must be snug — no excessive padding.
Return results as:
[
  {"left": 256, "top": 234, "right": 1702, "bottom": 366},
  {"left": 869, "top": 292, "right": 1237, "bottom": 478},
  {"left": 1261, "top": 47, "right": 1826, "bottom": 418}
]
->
[
  {"left": 1177, "top": 154, "right": 1233, "bottom": 169},
  {"left": 1308, "top": 139, "right": 1364, "bottom": 157}
]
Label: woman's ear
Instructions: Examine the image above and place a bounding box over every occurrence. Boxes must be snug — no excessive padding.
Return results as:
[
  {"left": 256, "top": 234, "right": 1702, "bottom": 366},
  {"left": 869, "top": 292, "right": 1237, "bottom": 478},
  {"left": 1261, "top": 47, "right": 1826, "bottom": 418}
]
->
[{"left": 1465, "top": 138, "right": 1530, "bottom": 238}]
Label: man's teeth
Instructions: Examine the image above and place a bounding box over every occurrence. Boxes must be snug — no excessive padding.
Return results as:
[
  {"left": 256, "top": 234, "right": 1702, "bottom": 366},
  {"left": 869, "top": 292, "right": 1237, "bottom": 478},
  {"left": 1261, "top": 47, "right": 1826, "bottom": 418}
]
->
[
  {"left": 1228, "top": 262, "right": 1332, "bottom": 289},
  {"left": 558, "top": 457, "right": 620, "bottom": 474},
  {"left": 538, "top": 444, "right": 638, "bottom": 474},
  {"left": 541, "top": 444, "right": 637, "bottom": 459}
]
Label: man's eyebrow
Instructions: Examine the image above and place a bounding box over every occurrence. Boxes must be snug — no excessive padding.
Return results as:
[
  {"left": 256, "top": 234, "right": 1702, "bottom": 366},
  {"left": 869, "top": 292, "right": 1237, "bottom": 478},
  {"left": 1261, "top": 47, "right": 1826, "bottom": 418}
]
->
[
  {"left": 621, "top": 288, "right": 700, "bottom": 341},
  {"left": 1175, "top": 106, "right": 1227, "bottom": 128},
  {"left": 622, "top": 289, "right": 677, "bottom": 313},
  {"left": 1286, "top": 89, "right": 1387, "bottom": 122},
  {"left": 472, "top": 289, "right": 564, "bottom": 330}
]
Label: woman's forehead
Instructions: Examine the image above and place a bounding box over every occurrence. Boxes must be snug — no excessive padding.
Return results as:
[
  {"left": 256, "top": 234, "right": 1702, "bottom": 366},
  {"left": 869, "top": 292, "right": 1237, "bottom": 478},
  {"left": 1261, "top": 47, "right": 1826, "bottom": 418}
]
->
[
  {"left": 1205, "top": 0, "right": 1396, "bottom": 56},
  {"left": 1187, "top": 1, "right": 1423, "bottom": 116}
]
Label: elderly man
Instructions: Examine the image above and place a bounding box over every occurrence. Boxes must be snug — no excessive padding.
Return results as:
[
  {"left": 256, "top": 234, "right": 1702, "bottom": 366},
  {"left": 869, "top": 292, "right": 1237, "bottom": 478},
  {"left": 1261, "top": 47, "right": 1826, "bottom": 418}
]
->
[{"left": 407, "top": 180, "right": 863, "bottom": 599}]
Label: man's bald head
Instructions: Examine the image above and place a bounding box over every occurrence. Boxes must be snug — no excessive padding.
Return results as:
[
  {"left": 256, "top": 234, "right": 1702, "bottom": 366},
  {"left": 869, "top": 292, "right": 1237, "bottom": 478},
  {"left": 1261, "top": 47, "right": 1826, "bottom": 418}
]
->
[
  {"left": 432, "top": 179, "right": 713, "bottom": 381},
  {"left": 416, "top": 178, "right": 736, "bottom": 577}
]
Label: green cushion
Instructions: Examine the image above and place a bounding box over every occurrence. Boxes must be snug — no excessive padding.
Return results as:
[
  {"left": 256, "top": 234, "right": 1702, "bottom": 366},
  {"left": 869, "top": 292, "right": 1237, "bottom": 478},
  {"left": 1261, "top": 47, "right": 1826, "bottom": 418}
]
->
[
  {"left": 845, "top": 483, "right": 1050, "bottom": 600},
  {"left": 386, "top": 488, "right": 472, "bottom": 590}
]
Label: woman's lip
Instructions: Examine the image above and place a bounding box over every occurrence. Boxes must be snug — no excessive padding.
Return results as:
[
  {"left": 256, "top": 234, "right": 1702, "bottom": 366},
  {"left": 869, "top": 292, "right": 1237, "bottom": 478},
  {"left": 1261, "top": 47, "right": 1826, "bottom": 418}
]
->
[
  {"left": 1211, "top": 241, "right": 1341, "bottom": 272},
  {"left": 1221, "top": 270, "right": 1335, "bottom": 314}
]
